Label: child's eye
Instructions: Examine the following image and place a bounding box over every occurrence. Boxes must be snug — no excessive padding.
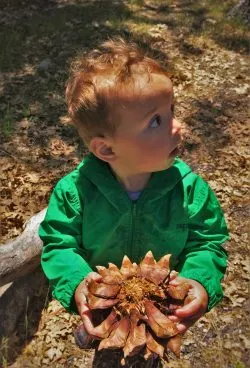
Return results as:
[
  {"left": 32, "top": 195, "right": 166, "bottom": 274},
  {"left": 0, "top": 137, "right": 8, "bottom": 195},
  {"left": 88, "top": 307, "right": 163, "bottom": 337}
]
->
[{"left": 149, "top": 114, "right": 161, "bottom": 128}]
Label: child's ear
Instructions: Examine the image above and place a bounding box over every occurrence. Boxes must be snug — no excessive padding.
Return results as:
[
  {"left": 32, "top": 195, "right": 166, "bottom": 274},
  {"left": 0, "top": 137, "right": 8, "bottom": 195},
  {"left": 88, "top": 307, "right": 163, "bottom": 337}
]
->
[{"left": 89, "top": 136, "right": 115, "bottom": 162}]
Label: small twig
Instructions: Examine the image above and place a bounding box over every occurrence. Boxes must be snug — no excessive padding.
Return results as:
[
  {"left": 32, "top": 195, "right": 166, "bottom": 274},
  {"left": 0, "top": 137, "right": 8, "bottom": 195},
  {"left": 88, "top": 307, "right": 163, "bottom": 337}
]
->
[
  {"left": 0, "top": 148, "right": 19, "bottom": 161},
  {"left": 161, "top": 271, "right": 171, "bottom": 285},
  {"left": 25, "top": 296, "right": 30, "bottom": 344}
]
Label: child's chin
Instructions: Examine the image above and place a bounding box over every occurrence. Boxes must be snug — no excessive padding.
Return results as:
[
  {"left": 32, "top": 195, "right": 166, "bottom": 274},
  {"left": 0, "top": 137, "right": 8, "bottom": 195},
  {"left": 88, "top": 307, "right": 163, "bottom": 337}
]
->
[
  {"left": 166, "top": 160, "right": 175, "bottom": 169},
  {"left": 155, "top": 158, "right": 174, "bottom": 172},
  {"left": 167, "top": 154, "right": 176, "bottom": 165}
]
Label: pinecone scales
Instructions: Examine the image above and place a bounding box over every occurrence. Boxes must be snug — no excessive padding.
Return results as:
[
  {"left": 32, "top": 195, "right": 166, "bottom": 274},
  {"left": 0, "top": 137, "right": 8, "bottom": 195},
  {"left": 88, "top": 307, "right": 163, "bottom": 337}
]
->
[{"left": 76, "top": 251, "right": 192, "bottom": 364}]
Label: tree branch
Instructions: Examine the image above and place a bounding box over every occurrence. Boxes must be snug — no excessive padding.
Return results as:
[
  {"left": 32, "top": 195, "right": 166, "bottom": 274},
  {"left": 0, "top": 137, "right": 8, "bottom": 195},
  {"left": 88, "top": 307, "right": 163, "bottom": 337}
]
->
[{"left": 0, "top": 208, "right": 47, "bottom": 287}]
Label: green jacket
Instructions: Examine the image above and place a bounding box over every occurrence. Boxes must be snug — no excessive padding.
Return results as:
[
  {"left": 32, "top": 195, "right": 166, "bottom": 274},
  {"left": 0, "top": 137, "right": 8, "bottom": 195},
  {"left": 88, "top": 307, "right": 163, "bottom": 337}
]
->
[{"left": 39, "top": 153, "right": 229, "bottom": 313}]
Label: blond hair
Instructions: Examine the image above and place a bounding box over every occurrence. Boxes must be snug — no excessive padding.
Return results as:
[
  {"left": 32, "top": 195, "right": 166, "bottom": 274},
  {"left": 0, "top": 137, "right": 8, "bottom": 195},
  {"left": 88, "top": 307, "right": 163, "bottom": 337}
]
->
[{"left": 66, "top": 38, "right": 168, "bottom": 145}]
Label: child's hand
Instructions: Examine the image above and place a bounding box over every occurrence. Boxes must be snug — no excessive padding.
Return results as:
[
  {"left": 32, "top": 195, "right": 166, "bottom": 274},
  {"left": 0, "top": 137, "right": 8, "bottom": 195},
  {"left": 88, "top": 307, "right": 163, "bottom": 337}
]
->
[
  {"left": 168, "top": 276, "right": 208, "bottom": 334},
  {"left": 74, "top": 271, "right": 102, "bottom": 334}
]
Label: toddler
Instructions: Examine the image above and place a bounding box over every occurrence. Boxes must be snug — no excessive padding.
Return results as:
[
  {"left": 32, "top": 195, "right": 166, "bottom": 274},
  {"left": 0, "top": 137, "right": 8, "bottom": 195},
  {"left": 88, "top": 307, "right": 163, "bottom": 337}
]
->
[{"left": 39, "top": 38, "right": 229, "bottom": 339}]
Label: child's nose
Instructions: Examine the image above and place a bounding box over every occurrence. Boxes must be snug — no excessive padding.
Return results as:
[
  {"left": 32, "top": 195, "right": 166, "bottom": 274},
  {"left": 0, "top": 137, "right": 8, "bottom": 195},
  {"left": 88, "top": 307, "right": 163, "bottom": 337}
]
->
[{"left": 172, "top": 118, "right": 182, "bottom": 135}]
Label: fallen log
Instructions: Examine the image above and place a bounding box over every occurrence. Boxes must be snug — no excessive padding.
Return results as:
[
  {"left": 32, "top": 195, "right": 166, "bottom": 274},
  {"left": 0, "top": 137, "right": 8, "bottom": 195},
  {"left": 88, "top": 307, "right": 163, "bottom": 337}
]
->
[
  {"left": 228, "top": 0, "right": 250, "bottom": 23},
  {"left": 0, "top": 208, "right": 47, "bottom": 287}
]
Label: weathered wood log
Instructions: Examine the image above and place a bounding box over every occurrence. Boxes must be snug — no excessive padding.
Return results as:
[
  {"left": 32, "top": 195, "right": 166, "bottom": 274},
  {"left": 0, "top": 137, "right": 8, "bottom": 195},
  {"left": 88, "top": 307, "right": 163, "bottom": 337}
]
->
[
  {"left": 228, "top": 0, "right": 249, "bottom": 23},
  {"left": 0, "top": 208, "right": 47, "bottom": 287}
]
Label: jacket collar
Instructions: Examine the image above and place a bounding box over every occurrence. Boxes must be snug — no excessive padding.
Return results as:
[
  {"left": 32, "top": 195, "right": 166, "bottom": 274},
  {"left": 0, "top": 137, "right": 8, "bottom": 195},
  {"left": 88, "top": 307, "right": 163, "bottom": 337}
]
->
[{"left": 78, "top": 153, "right": 192, "bottom": 211}]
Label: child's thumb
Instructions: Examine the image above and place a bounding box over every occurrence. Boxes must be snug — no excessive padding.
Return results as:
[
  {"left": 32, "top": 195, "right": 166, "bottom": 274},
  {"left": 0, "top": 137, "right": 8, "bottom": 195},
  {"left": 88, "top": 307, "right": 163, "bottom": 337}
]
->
[{"left": 81, "top": 309, "right": 95, "bottom": 335}]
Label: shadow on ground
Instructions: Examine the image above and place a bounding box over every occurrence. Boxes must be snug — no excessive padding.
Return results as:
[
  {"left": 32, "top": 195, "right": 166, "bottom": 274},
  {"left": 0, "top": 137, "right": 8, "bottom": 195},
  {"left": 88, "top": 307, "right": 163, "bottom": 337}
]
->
[
  {"left": 1, "top": 0, "right": 248, "bottom": 172},
  {"left": 0, "top": 0, "right": 171, "bottom": 173},
  {"left": 138, "top": 0, "right": 249, "bottom": 54},
  {"left": 0, "top": 268, "right": 50, "bottom": 365}
]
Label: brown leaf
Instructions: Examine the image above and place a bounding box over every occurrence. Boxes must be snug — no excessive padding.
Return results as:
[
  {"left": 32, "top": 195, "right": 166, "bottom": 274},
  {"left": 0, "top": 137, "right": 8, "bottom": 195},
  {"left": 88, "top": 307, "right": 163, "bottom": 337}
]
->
[
  {"left": 88, "top": 280, "right": 121, "bottom": 298},
  {"left": 144, "top": 300, "right": 178, "bottom": 338},
  {"left": 87, "top": 294, "right": 119, "bottom": 309},
  {"left": 166, "top": 334, "right": 182, "bottom": 357},
  {"left": 98, "top": 317, "right": 130, "bottom": 350},
  {"left": 167, "top": 282, "right": 191, "bottom": 300},
  {"left": 146, "top": 331, "right": 164, "bottom": 357},
  {"left": 123, "top": 312, "right": 146, "bottom": 357}
]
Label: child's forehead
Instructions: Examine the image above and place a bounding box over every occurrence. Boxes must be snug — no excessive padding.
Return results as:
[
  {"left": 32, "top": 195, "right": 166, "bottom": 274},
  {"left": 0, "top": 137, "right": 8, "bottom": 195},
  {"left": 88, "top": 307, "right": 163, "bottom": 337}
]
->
[{"left": 108, "top": 73, "right": 173, "bottom": 115}]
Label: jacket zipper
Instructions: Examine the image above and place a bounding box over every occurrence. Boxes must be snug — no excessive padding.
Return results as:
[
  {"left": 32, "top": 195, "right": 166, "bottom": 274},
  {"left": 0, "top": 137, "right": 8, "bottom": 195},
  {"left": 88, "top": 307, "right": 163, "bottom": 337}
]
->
[{"left": 130, "top": 202, "right": 137, "bottom": 261}]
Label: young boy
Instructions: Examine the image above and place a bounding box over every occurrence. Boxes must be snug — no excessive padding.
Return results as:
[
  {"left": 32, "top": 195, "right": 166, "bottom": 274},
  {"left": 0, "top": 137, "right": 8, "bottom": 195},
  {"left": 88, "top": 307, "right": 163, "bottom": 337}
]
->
[{"left": 39, "top": 38, "right": 229, "bottom": 340}]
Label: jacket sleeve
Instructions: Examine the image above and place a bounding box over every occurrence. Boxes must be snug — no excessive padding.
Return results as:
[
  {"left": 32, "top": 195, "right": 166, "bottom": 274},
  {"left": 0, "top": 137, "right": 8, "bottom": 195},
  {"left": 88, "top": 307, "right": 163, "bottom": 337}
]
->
[
  {"left": 177, "top": 176, "right": 229, "bottom": 311},
  {"left": 39, "top": 179, "right": 93, "bottom": 314}
]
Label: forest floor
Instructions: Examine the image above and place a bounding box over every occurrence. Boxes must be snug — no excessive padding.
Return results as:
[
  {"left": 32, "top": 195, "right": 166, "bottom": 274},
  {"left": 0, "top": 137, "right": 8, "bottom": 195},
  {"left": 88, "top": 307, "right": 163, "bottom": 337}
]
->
[{"left": 0, "top": 0, "right": 249, "bottom": 367}]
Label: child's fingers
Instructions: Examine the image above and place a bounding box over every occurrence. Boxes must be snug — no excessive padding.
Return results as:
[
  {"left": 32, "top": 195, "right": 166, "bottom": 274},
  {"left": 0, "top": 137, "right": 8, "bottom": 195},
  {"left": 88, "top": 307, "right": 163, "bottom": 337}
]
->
[
  {"left": 81, "top": 308, "right": 96, "bottom": 335},
  {"left": 80, "top": 302, "right": 89, "bottom": 314},
  {"left": 174, "top": 298, "right": 201, "bottom": 318},
  {"left": 176, "top": 318, "right": 195, "bottom": 334},
  {"left": 86, "top": 272, "right": 102, "bottom": 282},
  {"left": 167, "top": 315, "right": 180, "bottom": 322}
]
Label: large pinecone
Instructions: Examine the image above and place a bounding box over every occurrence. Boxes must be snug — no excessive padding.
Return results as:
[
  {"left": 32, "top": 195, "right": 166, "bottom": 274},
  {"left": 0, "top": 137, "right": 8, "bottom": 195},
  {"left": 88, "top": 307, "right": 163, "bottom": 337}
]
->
[{"left": 75, "top": 251, "right": 193, "bottom": 365}]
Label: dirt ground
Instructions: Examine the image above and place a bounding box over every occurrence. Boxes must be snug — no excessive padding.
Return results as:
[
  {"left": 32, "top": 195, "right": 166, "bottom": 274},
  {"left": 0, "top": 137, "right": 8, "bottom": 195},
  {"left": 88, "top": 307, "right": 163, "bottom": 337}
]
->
[{"left": 0, "top": 1, "right": 249, "bottom": 367}]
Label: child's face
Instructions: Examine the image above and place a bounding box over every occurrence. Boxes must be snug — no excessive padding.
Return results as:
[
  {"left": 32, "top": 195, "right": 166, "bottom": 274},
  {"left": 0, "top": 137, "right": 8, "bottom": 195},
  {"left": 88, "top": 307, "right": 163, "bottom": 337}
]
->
[{"left": 109, "top": 73, "right": 182, "bottom": 174}]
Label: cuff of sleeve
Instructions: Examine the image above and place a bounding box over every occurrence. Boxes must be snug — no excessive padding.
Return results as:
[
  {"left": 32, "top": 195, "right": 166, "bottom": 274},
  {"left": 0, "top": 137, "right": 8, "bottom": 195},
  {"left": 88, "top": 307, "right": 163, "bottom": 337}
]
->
[
  {"left": 53, "top": 268, "right": 93, "bottom": 314},
  {"left": 178, "top": 270, "right": 224, "bottom": 311}
]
